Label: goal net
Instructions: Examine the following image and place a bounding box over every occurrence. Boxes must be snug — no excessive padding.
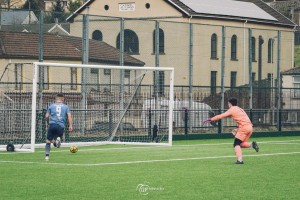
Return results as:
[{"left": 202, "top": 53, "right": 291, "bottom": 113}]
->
[{"left": 0, "top": 62, "right": 174, "bottom": 152}]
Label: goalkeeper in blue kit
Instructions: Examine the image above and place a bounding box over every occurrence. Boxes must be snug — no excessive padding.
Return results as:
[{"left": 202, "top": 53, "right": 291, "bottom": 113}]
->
[{"left": 45, "top": 93, "right": 73, "bottom": 161}]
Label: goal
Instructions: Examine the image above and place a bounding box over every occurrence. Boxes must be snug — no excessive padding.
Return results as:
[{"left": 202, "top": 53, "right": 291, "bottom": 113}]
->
[{"left": 0, "top": 62, "right": 174, "bottom": 152}]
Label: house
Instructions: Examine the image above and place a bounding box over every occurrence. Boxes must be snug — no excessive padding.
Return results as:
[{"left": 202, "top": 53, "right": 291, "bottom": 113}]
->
[
  {"left": 66, "top": 0, "right": 296, "bottom": 89},
  {"left": 281, "top": 66, "right": 300, "bottom": 123},
  {"left": 0, "top": 31, "right": 144, "bottom": 93},
  {"left": 0, "top": 10, "right": 38, "bottom": 25},
  {"left": 0, "top": 21, "right": 70, "bottom": 35}
]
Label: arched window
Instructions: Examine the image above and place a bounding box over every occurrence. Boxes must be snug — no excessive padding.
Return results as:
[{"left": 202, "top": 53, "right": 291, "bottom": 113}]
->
[
  {"left": 152, "top": 28, "right": 165, "bottom": 54},
  {"left": 116, "top": 29, "right": 139, "bottom": 54},
  {"left": 92, "top": 30, "right": 103, "bottom": 41},
  {"left": 268, "top": 38, "right": 274, "bottom": 63},
  {"left": 251, "top": 37, "right": 256, "bottom": 62},
  {"left": 231, "top": 35, "right": 237, "bottom": 60},
  {"left": 211, "top": 33, "right": 217, "bottom": 59}
]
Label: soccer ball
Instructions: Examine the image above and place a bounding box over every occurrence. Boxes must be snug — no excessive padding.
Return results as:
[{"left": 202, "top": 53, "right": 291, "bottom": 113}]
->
[{"left": 70, "top": 145, "right": 78, "bottom": 153}]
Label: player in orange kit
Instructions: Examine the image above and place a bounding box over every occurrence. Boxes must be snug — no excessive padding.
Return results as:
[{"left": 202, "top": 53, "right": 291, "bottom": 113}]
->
[{"left": 208, "top": 98, "right": 259, "bottom": 164}]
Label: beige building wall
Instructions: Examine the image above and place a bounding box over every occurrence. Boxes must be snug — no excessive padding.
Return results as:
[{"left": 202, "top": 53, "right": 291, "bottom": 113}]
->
[
  {"left": 0, "top": 59, "right": 82, "bottom": 92},
  {"left": 68, "top": 0, "right": 295, "bottom": 87}
]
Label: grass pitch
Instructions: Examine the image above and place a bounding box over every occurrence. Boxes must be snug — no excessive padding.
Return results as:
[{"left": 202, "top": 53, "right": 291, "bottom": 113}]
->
[{"left": 0, "top": 136, "right": 299, "bottom": 200}]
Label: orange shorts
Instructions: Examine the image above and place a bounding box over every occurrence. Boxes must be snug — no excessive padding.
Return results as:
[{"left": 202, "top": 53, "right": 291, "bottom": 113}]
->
[{"left": 235, "top": 125, "right": 253, "bottom": 142}]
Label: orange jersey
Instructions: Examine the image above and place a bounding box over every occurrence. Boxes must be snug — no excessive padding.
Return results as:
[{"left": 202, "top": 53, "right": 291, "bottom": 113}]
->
[{"left": 210, "top": 106, "right": 252, "bottom": 127}]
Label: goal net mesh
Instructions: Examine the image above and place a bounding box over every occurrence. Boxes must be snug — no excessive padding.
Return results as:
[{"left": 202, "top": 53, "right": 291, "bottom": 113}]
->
[{"left": 0, "top": 62, "right": 174, "bottom": 151}]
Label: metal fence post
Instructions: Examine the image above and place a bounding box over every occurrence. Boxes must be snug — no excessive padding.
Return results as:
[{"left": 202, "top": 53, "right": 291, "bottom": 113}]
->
[
  {"left": 220, "top": 26, "right": 226, "bottom": 133},
  {"left": 184, "top": 108, "right": 188, "bottom": 135},
  {"left": 248, "top": 28, "right": 253, "bottom": 116},
  {"left": 148, "top": 109, "right": 152, "bottom": 136},
  {"left": 276, "top": 31, "right": 281, "bottom": 131},
  {"left": 38, "top": 11, "right": 44, "bottom": 138},
  {"left": 218, "top": 109, "right": 222, "bottom": 134},
  {"left": 154, "top": 21, "right": 160, "bottom": 129},
  {"left": 81, "top": 13, "right": 89, "bottom": 135},
  {"left": 188, "top": 22, "right": 193, "bottom": 133},
  {"left": 119, "top": 17, "right": 125, "bottom": 133}
]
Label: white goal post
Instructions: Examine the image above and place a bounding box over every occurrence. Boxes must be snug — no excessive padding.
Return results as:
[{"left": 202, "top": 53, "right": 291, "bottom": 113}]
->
[{"left": 0, "top": 62, "right": 174, "bottom": 152}]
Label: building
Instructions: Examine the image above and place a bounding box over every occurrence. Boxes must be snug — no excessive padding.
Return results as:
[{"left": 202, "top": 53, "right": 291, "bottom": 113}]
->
[
  {"left": 0, "top": 31, "right": 144, "bottom": 93},
  {"left": 0, "top": 10, "right": 38, "bottom": 25},
  {"left": 281, "top": 66, "right": 300, "bottom": 123},
  {"left": 66, "top": 0, "right": 296, "bottom": 89},
  {"left": 0, "top": 22, "right": 70, "bottom": 35}
]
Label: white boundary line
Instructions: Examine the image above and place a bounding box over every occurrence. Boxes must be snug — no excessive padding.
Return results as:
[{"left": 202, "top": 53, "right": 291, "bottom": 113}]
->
[
  {"left": 1, "top": 139, "right": 300, "bottom": 154},
  {"left": 0, "top": 152, "right": 300, "bottom": 167}
]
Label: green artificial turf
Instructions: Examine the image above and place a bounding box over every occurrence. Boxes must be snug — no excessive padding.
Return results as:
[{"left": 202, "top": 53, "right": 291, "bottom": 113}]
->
[{"left": 0, "top": 136, "right": 299, "bottom": 200}]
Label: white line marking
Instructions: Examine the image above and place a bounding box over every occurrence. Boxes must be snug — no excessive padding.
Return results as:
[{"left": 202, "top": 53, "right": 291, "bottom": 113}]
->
[
  {"left": 1, "top": 139, "right": 300, "bottom": 154},
  {"left": 0, "top": 152, "right": 299, "bottom": 167}
]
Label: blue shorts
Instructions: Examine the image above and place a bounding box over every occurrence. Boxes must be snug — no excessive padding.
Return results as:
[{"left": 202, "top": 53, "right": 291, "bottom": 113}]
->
[{"left": 47, "top": 124, "right": 64, "bottom": 141}]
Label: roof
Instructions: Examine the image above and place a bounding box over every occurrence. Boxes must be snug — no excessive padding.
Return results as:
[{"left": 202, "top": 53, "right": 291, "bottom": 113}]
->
[
  {"left": 0, "top": 23, "right": 70, "bottom": 35},
  {"left": 168, "top": 0, "right": 295, "bottom": 27},
  {"left": 0, "top": 10, "right": 38, "bottom": 25},
  {"left": 67, "top": 0, "right": 295, "bottom": 27},
  {"left": 0, "top": 31, "right": 144, "bottom": 66},
  {"left": 281, "top": 67, "right": 300, "bottom": 75}
]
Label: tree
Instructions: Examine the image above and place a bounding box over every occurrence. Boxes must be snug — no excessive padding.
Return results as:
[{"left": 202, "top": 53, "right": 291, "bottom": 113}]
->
[
  {"left": 22, "top": 0, "right": 41, "bottom": 11},
  {"left": 1, "top": 0, "right": 24, "bottom": 10},
  {"left": 49, "top": 0, "right": 68, "bottom": 23},
  {"left": 52, "top": 0, "right": 64, "bottom": 13},
  {"left": 68, "top": 0, "right": 83, "bottom": 13}
]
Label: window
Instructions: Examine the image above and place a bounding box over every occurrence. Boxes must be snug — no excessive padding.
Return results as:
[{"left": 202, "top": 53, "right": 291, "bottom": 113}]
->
[
  {"left": 211, "top": 71, "right": 217, "bottom": 94},
  {"left": 124, "top": 70, "right": 131, "bottom": 93},
  {"left": 117, "top": 29, "right": 139, "bottom": 54},
  {"left": 103, "top": 69, "right": 111, "bottom": 92},
  {"left": 90, "top": 68, "right": 99, "bottom": 91},
  {"left": 104, "top": 69, "right": 111, "bottom": 75},
  {"left": 153, "top": 28, "right": 165, "bottom": 54},
  {"left": 251, "top": 37, "right": 256, "bottom": 62},
  {"left": 71, "top": 68, "right": 77, "bottom": 90},
  {"left": 252, "top": 72, "right": 256, "bottom": 83},
  {"left": 14, "top": 64, "right": 23, "bottom": 90},
  {"left": 43, "top": 66, "right": 49, "bottom": 90},
  {"left": 268, "top": 38, "right": 274, "bottom": 63},
  {"left": 230, "top": 71, "right": 237, "bottom": 88},
  {"left": 231, "top": 35, "right": 237, "bottom": 60},
  {"left": 267, "top": 73, "right": 273, "bottom": 82},
  {"left": 293, "top": 76, "right": 300, "bottom": 98},
  {"left": 295, "top": 32, "right": 300, "bottom": 45},
  {"left": 211, "top": 34, "right": 217, "bottom": 59},
  {"left": 92, "top": 30, "right": 103, "bottom": 41}
]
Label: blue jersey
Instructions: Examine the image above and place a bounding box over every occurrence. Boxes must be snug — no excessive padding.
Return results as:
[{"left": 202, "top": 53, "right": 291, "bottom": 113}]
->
[{"left": 47, "top": 102, "right": 70, "bottom": 128}]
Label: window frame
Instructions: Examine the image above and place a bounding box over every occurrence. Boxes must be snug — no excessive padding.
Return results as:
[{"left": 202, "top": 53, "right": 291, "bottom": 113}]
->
[
  {"left": 117, "top": 29, "right": 139, "bottom": 54},
  {"left": 152, "top": 28, "right": 165, "bottom": 54},
  {"left": 293, "top": 76, "right": 300, "bottom": 98},
  {"left": 71, "top": 67, "right": 77, "bottom": 90},
  {"left": 231, "top": 35, "right": 238, "bottom": 61},
  {"left": 211, "top": 33, "right": 218, "bottom": 60},
  {"left": 92, "top": 30, "right": 103, "bottom": 41}
]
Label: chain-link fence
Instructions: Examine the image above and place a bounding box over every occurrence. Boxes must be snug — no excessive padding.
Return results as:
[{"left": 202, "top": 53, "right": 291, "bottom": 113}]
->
[{"left": 0, "top": 10, "right": 299, "bottom": 141}]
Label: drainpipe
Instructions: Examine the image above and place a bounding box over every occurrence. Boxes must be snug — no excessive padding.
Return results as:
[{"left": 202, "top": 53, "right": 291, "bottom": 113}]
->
[{"left": 243, "top": 20, "right": 247, "bottom": 84}]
